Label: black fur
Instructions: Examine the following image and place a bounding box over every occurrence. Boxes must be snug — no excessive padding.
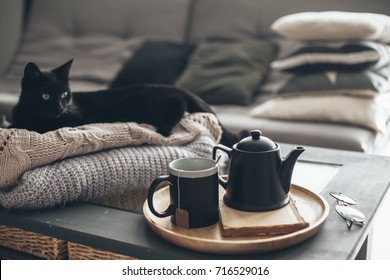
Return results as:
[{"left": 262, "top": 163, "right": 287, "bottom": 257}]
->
[{"left": 11, "top": 60, "right": 247, "bottom": 146}]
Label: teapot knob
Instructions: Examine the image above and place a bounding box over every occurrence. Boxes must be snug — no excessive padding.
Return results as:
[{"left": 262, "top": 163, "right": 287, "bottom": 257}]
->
[
  {"left": 236, "top": 129, "right": 276, "bottom": 151},
  {"left": 251, "top": 130, "right": 262, "bottom": 140}
]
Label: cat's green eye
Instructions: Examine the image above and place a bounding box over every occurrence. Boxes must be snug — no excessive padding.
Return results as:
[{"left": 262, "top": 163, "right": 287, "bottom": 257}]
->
[
  {"left": 61, "top": 91, "right": 68, "bottom": 99},
  {"left": 41, "top": 93, "right": 51, "bottom": 101}
]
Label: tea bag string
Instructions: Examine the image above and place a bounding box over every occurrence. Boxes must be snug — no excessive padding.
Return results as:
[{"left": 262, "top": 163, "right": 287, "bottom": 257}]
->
[{"left": 177, "top": 169, "right": 184, "bottom": 213}]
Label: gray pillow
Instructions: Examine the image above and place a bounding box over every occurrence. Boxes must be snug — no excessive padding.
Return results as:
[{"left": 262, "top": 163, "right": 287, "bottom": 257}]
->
[
  {"left": 276, "top": 67, "right": 390, "bottom": 97},
  {"left": 175, "top": 40, "right": 278, "bottom": 105}
]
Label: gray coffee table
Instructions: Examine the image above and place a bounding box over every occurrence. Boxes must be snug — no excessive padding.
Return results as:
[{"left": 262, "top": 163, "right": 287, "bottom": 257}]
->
[{"left": 0, "top": 143, "right": 389, "bottom": 259}]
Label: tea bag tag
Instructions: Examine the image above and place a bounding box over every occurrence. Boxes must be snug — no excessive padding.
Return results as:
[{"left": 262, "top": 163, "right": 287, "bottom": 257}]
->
[{"left": 175, "top": 208, "right": 189, "bottom": 229}]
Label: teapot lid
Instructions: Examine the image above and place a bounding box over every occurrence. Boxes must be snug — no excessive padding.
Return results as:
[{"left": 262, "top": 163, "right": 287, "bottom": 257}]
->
[{"left": 236, "top": 130, "right": 277, "bottom": 152}]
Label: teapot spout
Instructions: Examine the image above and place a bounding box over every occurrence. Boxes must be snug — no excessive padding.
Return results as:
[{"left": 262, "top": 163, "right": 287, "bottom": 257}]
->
[{"left": 280, "top": 147, "right": 305, "bottom": 193}]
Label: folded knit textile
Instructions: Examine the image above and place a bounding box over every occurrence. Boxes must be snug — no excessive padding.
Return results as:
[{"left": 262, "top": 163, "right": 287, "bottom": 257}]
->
[{"left": 0, "top": 113, "right": 222, "bottom": 210}]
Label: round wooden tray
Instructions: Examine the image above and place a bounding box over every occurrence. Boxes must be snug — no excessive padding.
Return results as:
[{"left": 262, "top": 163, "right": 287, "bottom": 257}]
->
[{"left": 143, "top": 184, "right": 329, "bottom": 255}]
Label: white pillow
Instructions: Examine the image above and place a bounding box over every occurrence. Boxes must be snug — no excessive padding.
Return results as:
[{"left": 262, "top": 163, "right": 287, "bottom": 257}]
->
[
  {"left": 250, "top": 94, "right": 390, "bottom": 133},
  {"left": 271, "top": 12, "right": 390, "bottom": 43}
]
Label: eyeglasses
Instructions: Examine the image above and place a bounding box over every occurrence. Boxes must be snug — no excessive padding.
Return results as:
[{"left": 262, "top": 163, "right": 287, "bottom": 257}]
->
[{"left": 329, "top": 192, "right": 366, "bottom": 230}]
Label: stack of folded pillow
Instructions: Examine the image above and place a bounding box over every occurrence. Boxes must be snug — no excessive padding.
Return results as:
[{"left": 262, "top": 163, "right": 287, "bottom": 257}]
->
[{"left": 250, "top": 11, "right": 390, "bottom": 133}]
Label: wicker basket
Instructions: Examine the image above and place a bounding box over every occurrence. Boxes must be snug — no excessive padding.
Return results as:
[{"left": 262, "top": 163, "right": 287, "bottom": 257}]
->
[
  {"left": 0, "top": 224, "right": 68, "bottom": 259},
  {"left": 68, "top": 242, "right": 137, "bottom": 260}
]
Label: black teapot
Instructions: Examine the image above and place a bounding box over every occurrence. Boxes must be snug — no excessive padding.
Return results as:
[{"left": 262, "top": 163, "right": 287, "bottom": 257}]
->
[{"left": 212, "top": 130, "right": 305, "bottom": 212}]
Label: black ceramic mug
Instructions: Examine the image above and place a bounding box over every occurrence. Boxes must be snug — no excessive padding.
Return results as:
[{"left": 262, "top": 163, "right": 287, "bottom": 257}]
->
[{"left": 147, "top": 157, "right": 219, "bottom": 228}]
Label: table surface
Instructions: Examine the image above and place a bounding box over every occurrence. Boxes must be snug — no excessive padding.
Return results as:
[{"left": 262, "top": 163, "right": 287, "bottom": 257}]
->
[{"left": 0, "top": 143, "right": 389, "bottom": 260}]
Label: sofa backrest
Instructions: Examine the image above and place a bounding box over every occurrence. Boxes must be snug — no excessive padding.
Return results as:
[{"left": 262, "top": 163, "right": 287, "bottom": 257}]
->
[
  {"left": 2, "top": 0, "right": 390, "bottom": 92},
  {"left": 25, "top": 0, "right": 191, "bottom": 41},
  {"left": 3, "top": 0, "right": 192, "bottom": 91},
  {"left": 22, "top": 0, "right": 390, "bottom": 47},
  {"left": 188, "top": 0, "right": 390, "bottom": 42}
]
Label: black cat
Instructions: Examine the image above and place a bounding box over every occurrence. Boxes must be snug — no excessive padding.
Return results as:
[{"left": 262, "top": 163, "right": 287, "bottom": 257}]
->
[{"left": 11, "top": 60, "right": 246, "bottom": 146}]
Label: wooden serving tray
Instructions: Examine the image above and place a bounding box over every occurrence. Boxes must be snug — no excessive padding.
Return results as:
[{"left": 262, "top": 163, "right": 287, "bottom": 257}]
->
[{"left": 143, "top": 184, "right": 329, "bottom": 255}]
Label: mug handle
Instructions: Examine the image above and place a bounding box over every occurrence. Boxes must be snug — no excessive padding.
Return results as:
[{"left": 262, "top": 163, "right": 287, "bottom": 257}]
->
[
  {"left": 212, "top": 144, "right": 233, "bottom": 189},
  {"left": 147, "top": 175, "right": 176, "bottom": 218}
]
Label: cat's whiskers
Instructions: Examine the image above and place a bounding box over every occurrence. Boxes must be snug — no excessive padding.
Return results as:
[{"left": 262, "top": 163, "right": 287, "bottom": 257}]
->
[{"left": 63, "top": 105, "right": 82, "bottom": 119}]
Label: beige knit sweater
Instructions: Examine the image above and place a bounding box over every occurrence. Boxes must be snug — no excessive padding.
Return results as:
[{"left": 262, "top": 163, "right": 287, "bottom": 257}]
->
[{"left": 0, "top": 113, "right": 222, "bottom": 188}]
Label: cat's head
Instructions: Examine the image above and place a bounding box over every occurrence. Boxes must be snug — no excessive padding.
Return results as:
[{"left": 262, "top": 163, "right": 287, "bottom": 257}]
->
[{"left": 19, "top": 59, "right": 73, "bottom": 118}]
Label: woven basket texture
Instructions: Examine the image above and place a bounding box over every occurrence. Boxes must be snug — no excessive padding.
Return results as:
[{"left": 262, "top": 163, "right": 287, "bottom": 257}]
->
[{"left": 0, "top": 225, "right": 68, "bottom": 259}]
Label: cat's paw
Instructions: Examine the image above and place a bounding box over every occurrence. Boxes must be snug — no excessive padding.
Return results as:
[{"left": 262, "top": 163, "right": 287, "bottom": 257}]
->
[
  {"left": 157, "top": 126, "right": 173, "bottom": 137},
  {"left": 0, "top": 115, "right": 11, "bottom": 128}
]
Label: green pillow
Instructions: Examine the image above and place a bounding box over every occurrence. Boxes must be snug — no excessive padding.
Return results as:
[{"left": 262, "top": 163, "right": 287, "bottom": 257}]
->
[{"left": 175, "top": 40, "right": 278, "bottom": 105}]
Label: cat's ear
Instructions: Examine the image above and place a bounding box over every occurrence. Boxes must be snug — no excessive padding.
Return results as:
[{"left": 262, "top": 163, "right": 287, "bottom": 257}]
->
[
  {"left": 22, "top": 62, "right": 44, "bottom": 89},
  {"left": 24, "top": 62, "right": 42, "bottom": 78},
  {"left": 52, "top": 59, "right": 73, "bottom": 82}
]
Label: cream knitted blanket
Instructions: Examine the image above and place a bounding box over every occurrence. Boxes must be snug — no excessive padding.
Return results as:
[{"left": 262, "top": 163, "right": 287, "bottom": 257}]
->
[{"left": 0, "top": 113, "right": 222, "bottom": 188}]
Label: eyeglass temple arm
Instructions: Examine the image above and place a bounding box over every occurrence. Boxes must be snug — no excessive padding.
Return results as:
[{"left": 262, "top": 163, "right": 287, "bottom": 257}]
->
[
  {"left": 345, "top": 219, "right": 365, "bottom": 230},
  {"left": 346, "top": 219, "right": 353, "bottom": 229}
]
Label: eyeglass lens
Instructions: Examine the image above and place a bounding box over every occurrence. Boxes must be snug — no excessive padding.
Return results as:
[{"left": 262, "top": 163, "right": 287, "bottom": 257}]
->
[
  {"left": 329, "top": 191, "right": 357, "bottom": 205},
  {"left": 329, "top": 192, "right": 365, "bottom": 229}
]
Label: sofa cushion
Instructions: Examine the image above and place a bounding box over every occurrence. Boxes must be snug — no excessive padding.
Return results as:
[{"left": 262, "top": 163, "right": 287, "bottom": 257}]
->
[
  {"left": 271, "top": 41, "right": 388, "bottom": 72},
  {"left": 213, "top": 105, "right": 381, "bottom": 153},
  {"left": 175, "top": 40, "right": 278, "bottom": 105},
  {"left": 271, "top": 11, "right": 390, "bottom": 43},
  {"left": 110, "top": 41, "right": 195, "bottom": 88},
  {"left": 0, "top": 91, "right": 18, "bottom": 121}
]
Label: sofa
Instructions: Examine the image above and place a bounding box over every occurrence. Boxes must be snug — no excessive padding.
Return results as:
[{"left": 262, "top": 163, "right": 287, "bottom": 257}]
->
[{"left": 1, "top": 0, "right": 390, "bottom": 154}]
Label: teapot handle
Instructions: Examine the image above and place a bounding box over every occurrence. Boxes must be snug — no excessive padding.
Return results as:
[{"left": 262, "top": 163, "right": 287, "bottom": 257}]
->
[{"left": 212, "top": 144, "right": 232, "bottom": 189}]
